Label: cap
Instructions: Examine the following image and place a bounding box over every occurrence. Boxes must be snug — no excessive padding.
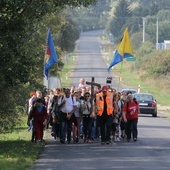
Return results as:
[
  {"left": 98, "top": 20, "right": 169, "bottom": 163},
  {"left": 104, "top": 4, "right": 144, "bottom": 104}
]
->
[{"left": 102, "top": 85, "right": 108, "bottom": 91}]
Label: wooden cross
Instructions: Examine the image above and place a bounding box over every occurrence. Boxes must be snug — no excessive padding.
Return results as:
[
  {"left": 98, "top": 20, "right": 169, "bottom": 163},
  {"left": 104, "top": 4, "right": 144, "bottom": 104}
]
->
[{"left": 86, "top": 77, "right": 101, "bottom": 111}]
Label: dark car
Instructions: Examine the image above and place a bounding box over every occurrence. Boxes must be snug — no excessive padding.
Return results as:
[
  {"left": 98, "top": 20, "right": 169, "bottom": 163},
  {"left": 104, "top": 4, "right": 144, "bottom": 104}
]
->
[
  {"left": 133, "top": 93, "right": 157, "bottom": 117},
  {"left": 121, "top": 88, "right": 137, "bottom": 94}
]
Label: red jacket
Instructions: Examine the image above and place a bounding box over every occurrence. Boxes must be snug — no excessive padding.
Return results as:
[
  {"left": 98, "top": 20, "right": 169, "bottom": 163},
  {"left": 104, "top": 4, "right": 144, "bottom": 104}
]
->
[
  {"left": 123, "top": 101, "right": 138, "bottom": 120},
  {"left": 29, "top": 106, "right": 48, "bottom": 124}
]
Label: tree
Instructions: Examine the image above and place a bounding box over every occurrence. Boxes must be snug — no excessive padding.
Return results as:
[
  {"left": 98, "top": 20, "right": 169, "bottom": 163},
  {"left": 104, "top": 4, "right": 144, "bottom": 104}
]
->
[
  {"left": 144, "top": 10, "right": 170, "bottom": 44},
  {"left": 0, "top": 0, "right": 96, "bottom": 132},
  {"left": 69, "top": 0, "right": 112, "bottom": 31},
  {"left": 109, "top": 0, "right": 132, "bottom": 43}
]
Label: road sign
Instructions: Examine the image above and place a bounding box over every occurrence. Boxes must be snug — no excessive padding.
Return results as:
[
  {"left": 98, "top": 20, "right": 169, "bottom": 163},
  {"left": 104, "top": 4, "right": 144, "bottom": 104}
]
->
[{"left": 126, "top": 57, "right": 136, "bottom": 61}]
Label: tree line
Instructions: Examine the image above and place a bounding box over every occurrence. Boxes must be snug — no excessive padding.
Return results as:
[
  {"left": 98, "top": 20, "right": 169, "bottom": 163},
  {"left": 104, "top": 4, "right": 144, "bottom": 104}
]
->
[
  {"left": 108, "top": 0, "right": 170, "bottom": 94},
  {"left": 0, "top": 0, "right": 96, "bottom": 132}
]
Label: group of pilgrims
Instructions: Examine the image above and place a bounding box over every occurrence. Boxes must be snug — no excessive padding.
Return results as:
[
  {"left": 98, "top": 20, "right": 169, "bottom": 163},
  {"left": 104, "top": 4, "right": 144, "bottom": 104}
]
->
[{"left": 27, "top": 77, "right": 139, "bottom": 145}]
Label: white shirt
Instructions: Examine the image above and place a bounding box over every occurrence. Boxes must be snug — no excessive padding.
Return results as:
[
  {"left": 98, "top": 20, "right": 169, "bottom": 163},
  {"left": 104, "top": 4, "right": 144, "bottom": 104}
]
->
[{"left": 58, "top": 96, "right": 76, "bottom": 113}]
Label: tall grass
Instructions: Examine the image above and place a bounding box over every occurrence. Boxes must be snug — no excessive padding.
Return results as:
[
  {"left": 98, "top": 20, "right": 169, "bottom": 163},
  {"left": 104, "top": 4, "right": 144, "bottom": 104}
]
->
[{"left": 120, "top": 63, "right": 170, "bottom": 106}]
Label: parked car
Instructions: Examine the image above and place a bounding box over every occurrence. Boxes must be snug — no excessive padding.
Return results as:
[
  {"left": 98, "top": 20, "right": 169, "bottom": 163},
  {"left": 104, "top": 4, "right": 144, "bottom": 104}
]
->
[
  {"left": 133, "top": 93, "right": 157, "bottom": 117},
  {"left": 121, "top": 88, "right": 137, "bottom": 94}
]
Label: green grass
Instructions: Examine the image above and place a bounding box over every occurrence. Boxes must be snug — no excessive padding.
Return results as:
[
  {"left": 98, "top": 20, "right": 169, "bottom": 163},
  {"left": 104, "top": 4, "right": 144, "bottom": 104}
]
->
[
  {"left": 120, "top": 63, "right": 170, "bottom": 106},
  {"left": 0, "top": 116, "right": 41, "bottom": 170},
  {"left": 106, "top": 57, "right": 170, "bottom": 107},
  {"left": 60, "top": 53, "right": 77, "bottom": 88}
]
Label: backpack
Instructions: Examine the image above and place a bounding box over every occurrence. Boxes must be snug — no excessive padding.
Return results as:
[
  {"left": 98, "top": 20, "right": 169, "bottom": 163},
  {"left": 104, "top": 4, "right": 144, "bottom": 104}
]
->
[
  {"left": 60, "top": 95, "right": 75, "bottom": 105},
  {"left": 52, "top": 102, "right": 61, "bottom": 124}
]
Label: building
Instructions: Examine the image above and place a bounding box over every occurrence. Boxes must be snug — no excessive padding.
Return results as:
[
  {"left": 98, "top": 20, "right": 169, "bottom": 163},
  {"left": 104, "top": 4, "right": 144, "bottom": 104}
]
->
[{"left": 158, "top": 40, "right": 170, "bottom": 50}]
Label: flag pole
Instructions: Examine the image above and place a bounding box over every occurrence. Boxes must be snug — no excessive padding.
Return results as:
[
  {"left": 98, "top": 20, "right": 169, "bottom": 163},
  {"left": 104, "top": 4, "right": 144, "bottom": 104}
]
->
[
  {"left": 44, "top": 43, "right": 49, "bottom": 91},
  {"left": 115, "top": 61, "right": 123, "bottom": 104},
  {"left": 44, "top": 28, "right": 50, "bottom": 91},
  {"left": 56, "top": 63, "right": 62, "bottom": 89},
  {"left": 44, "top": 28, "right": 58, "bottom": 92},
  {"left": 47, "top": 73, "right": 50, "bottom": 91},
  {"left": 117, "top": 59, "right": 123, "bottom": 93}
]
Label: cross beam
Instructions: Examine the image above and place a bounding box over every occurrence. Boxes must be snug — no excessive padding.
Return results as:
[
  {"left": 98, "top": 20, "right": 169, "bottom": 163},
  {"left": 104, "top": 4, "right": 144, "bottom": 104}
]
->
[
  {"left": 86, "top": 77, "right": 100, "bottom": 96},
  {"left": 86, "top": 77, "right": 101, "bottom": 113}
]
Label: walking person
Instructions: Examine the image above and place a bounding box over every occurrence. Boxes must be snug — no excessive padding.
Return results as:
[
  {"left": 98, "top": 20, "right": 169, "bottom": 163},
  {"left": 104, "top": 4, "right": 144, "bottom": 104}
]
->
[
  {"left": 29, "top": 90, "right": 46, "bottom": 142},
  {"left": 94, "top": 85, "right": 118, "bottom": 145},
  {"left": 51, "top": 95, "right": 61, "bottom": 141},
  {"left": 78, "top": 78, "right": 87, "bottom": 89},
  {"left": 58, "top": 88, "right": 77, "bottom": 144},
  {"left": 28, "top": 91, "right": 36, "bottom": 114},
  {"left": 72, "top": 91, "right": 82, "bottom": 143},
  {"left": 122, "top": 93, "right": 139, "bottom": 142},
  {"left": 27, "top": 98, "right": 48, "bottom": 145},
  {"left": 27, "top": 91, "right": 36, "bottom": 132},
  {"left": 120, "top": 94, "right": 127, "bottom": 139},
  {"left": 113, "top": 93, "right": 123, "bottom": 142},
  {"left": 46, "top": 89, "right": 54, "bottom": 129},
  {"left": 81, "top": 92, "right": 94, "bottom": 143}
]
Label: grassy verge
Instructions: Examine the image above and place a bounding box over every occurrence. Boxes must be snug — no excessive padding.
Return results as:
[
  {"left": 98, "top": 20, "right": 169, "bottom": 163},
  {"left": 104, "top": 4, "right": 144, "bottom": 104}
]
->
[
  {"left": 104, "top": 51, "right": 170, "bottom": 104},
  {"left": 103, "top": 51, "right": 170, "bottom": 115},
  {"left": 119, "top": 63, "right": 170, "bottom": 106},
  {"left": 0, "top": 116, "right": 41, "bottom": 170},
  {"left": 60, "top": 53, "right": 77, "bottom": 88}
]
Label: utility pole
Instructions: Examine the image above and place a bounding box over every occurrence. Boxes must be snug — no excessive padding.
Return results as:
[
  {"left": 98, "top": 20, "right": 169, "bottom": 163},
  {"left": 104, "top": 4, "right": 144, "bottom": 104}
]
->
[
  {"left": 142, "top": 17, "right": 146, "bottom": 43},
  {"left": 156, "top": 17, "right": 159, "bottom": 50}
]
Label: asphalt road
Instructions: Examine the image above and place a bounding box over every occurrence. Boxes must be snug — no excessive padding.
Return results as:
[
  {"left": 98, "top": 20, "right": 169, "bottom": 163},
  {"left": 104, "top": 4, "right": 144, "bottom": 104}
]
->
[
  {"left": 30, "top": 30, "right": 170, "bottom": 170},
  {"left": 71, "top": 30, "right": 119, "bottom": 89}
]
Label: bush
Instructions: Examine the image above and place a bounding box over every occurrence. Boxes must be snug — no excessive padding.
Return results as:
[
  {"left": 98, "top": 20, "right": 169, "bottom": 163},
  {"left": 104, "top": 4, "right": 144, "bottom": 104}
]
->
[{"left": 134, "top": 47, "right": 170, "bottom": 94}]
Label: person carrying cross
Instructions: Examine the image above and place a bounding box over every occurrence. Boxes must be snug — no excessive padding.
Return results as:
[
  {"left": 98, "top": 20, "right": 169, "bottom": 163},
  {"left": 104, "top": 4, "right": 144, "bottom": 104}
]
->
[{"left": 93, "top": 85, "right": 118, "bottom": 145}]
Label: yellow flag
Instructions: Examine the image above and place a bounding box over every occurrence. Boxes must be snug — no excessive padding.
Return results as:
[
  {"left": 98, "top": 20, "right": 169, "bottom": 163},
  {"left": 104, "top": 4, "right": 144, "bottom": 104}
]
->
[
  {"left": 108, "top": 27, "right": 134, "bottom": 71},
  {"left": 117, "top": 27, "right": 133, "bottom": 58}
]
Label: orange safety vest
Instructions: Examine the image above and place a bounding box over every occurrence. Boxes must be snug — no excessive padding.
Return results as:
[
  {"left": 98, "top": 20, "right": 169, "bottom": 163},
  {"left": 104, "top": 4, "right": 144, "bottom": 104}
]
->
[{"left": 96, "top": 91, "right": 114, "bottom": 116}]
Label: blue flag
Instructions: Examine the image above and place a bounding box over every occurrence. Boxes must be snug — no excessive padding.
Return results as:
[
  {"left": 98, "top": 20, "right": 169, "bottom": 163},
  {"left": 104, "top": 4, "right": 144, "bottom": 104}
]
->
[
  {"left": 44, "top": 28, "right": 58, "bottom": 79},
  {"left": 108, "top": 28, "right": 133, "bottom": 71}
]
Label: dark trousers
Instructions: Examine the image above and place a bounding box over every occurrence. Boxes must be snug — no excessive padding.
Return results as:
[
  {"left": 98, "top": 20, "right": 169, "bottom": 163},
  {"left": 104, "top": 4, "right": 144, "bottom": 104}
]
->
[
  {"left": 66, "top": 118, "right": 72, "bottom": 142},
  {"left": 83, "top": 116, "right": 93, "bottom": 139},
  {"left": 97, "top": 114, "right": 112, "bottom": 142},
  {"left": 60, "top": 116, "right": 72, "bottom": 142},
  {"left": 52, "top": 123, "right": 60, "bottom": 139},
  {"left": 126, "top": 118, "right": 138, "bottom": 140}
]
